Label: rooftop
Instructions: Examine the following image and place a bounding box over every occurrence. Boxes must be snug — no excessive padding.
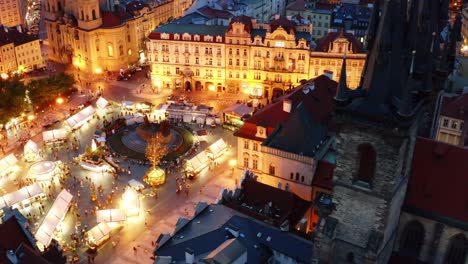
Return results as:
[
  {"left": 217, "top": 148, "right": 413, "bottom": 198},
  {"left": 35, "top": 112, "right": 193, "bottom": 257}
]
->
[
  {"left": 154, "top": 204, "right": 313, "bottom": 263},
  {"left": 0, "top": 26, "right": 38, "bottom": 47},
  {"left": 440, "top": 92, "right": 468, "bottom": 121},
  {"left": 315, "top": 30, "right": 365, "bottom": 53},
  {"left": 403, "top": 137, "right": 468, "bottom": 228}
]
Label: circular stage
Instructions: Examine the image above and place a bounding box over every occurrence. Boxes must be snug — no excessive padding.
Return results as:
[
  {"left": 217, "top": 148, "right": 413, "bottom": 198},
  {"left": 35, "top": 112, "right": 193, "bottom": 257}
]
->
[{"left": 28, "top": 161, "right": 57, "bottom": 181}]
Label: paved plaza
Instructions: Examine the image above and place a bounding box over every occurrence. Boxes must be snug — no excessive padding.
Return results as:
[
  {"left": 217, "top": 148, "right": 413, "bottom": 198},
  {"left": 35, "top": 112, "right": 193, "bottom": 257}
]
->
[{"left": 0, "top": 66, "right": 250, "bottom": 263}]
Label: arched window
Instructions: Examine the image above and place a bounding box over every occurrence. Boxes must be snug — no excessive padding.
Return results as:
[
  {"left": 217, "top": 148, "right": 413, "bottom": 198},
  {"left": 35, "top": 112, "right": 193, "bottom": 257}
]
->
[
  {"left": 290, "top": 173, "right": 293, "bottom": 180},
  {"left": 92, "top": 9, "right": 96, "bottom": 20},
  {"left": 81, "top": 10, "right": 84, "bottom": 20},
  {"left": 355, "top": 143, "right": 376, "bottom": 186},
  {"left": 243, "top": 153, "right": 249, "bottom": 168},
  {"left": 57, "top": 1, "right": 62, "bottom": 11},
  {"left": 107, "top": 44, "right": 113, "bottom": 57},
  {"left": 269, "top": 164, "right": 275, "bottom": 175},
  {"left": 119, "top": 45, "right": 123, "bottom": 56},
  {"left": 444, "top": 234, "right": 467, "bottom": 264},
  {"left": 400, "top": 220, "right": 425, "bottom": 258},
  {"left": 47, "top": 2, "right": 50, "bottom": 12},
  {"left": 295, "top": 172, "right": 299, "bottom": 181}
]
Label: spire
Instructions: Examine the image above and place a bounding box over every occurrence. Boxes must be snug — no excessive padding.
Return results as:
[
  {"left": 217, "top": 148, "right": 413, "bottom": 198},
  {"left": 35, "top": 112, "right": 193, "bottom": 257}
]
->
[
  {"left": 365, "top": 0, "right": 381, "bottom": 51},
  {"left": 398, "top": 50, "right": 416, "bottom": 117},
  {"left": 335, "top": 51, "right": 350, "bottom": 102}
]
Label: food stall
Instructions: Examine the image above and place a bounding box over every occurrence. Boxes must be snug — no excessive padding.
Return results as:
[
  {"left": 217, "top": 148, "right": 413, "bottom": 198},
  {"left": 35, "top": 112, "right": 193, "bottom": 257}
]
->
[
  {"left": 0, "top": 153, "right": 18, "bottom": 177},
  {"left": 120, "top": 187, "right": 141, "bottom": 217},
  {"left": 185, "top": 151, "right": 210, "bottom": 178},
  {"left": 23, "top": 140, "right": 40, "bottom": 162},
  {"left": 207, "top": 138, "right": 228, "bottom": 159},
  {"left": 28, "top": 161, "right": 58, "bottom": 182},
  {"left": 87, "top": 222, "right": 112, "bottom": 246},
  {"left": 96, "top": 209, "right": 126, "bottom": 223},
  {"left": 65, "top": 105, "right": 96, "bottom": 130},
  {"left": 42, "top": 129, "right": 67, "bottom": 145}
]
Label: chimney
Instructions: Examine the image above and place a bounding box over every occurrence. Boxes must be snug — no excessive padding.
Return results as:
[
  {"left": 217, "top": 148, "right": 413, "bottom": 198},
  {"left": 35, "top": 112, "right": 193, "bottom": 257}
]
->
[
  {"left": 185, "top": 248, "right": 195, "bottom": 264},
  {"left": 283, "top": 99, "right": 292, "bottom": 113}
]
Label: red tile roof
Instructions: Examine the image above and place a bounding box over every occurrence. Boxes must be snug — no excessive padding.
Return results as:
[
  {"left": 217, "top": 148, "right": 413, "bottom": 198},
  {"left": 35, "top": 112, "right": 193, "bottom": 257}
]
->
[
  {"left": 239, "top": 177, "right": 311, "bottom": 226},
  {"left": 404, "top": 137, "right": 468, "bottom": 223},
  {"left": 0, "top": 217, "right": 37, "bottom": 263},
  {"left": 312, "top": 161, "right": 334, "bottom": 189},
  {"left": 286, "top": 0, "right": 306, "bottom": 11},
  {"left": 101, "top": 9, "right": 131, "bottom": 28},
  {"left": 315, "top": 31, "right": 365, "bottom": 53},
  {"left": 229, "top": 16, "right": 253, "bottom": 33},
  {"left": 440, "top": 93, "right": 468, "bottom": 120},
  {"left": 234, "top": 75, "right": 337, "bottom": 141},
  {"left": 197, "top": 6, "right": 233, "bottom": 19}
]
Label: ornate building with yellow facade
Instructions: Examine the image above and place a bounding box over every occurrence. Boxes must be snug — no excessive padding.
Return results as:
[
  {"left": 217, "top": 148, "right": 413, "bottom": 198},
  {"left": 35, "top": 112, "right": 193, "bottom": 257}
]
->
[
  {"left": 44, "top": 0, "right": 191, "bottom": 73},
  {"left": 147, "top": 15, "right": 365, "bottom": 99}
]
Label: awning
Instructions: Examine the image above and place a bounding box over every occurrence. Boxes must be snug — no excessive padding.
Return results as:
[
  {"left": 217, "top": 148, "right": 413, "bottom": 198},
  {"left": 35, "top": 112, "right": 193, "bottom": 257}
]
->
[
  {"left": 223, "top": 104, "right": 253, "bottom": 118},
  {"left": 66, "top": 105, "right": 96, "bottom": 129},
  {"left": 35, "top": 190, "right": 73, "bottom": 249},
  {"left": 96, "top": 209, "right": 126, "bottom": 223},
  {"left": 207, "top": 138, "right": 228, "bottom": 157},
  {"left": 0, "top": 182, "right": 44, "bottom": 209},
  {"left": 42, "top": 129, "right": 67, "bottom": 142},
  {"left": 0, "top": 153, "right": 18, "bottom": 172},
  {"left": 88, "top": 222, "right": 111, "bottom": 244},
  {"left": 96, "top": 97, "right": 109, "bottom": 110},
  {"left": 186, "top": 151, "right": 209, "bottom": 172}
]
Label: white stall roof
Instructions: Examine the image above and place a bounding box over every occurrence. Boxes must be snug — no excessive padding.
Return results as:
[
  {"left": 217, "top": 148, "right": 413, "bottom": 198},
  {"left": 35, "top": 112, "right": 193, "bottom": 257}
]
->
[
  {"left": 96, "top": 97, "right": 109, "bottom": 110},
  {"left": 0, "top": 153, "right": 18, "bottom": 172},
  {"left": 96, "top": 209, "right": 126, "bottom": 223},
  {"left": 66, "top": 105, "right": 96, "bottom": 129},
  {"left": 207, "top": 138, "right": 228, "bottom": 156},
  {"left": 35, "top": 189, "right": 73, "bottom": 248},
  {"left": 24, "top": 140, "right": 39, "bottom": 153},
  {"left": 88, "top": 222, "right": 111, "bottom": 243},
  {"left": 42, "top": 129, "right": 67, "bottom": 142},
  {"left": 0, "top": 183, "right": 43, "bottom": 209},
  {"left": 187, "top": 151, "right": 209, "bottom": 171},
  {"left": 122, "top": 101, "right": 134, "bottom": 108}
]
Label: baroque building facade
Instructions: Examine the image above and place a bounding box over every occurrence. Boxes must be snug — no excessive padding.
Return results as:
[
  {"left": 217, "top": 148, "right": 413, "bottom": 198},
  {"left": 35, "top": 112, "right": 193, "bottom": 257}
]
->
[
  {"left": 0, "top": 0, "right": 27, "bottom": 27},
  {"left": 147, "top": 15, "right": 365, "bottom": 99},
  {"left": 44, "top": 0, "right": 191, "bottom": 73}
]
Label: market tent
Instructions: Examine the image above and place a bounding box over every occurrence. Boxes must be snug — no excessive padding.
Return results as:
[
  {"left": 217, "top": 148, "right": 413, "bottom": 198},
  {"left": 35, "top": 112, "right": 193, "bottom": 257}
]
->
[
  {"left": 207, "top": 138, "right": 228, "bottom": 158},
  {"left": 88, "top": 222, "right": 111, "bottom": 246},
  {"left": 28, "top": 161, "right": 58, "bottom": 181},
  {"left": 128, "top": 179, "right": 145, "bottom": 191},
  {"left": 0, "top": 183, "right": 43, "bottom": 209},
  {"left": 42, "top": 129, "right": 67, "bottom": 143},
  {"left": 66, "top": 105, "right": 96, "bottom": 129},
  {"left": 35, "top": 189, "right": 73, "bottom": 249},
  {"left": 0, "top": 153, "right": 18, "bottom": 172},
  {"left": 223, "top": 104, "right": 253, "bottom": 118},
  {"left": 120, "top": 187, "right": 141, "bottom": 216},
  {"left": 24, "top": 140, "right": 39, "bottom": 153},
  {"left": 122, "top": 101, "right": 134, "bottom": 109},
  {"left": 186, "top": 151, "right": 209, "bottom": 173},
  {"left": 96, "top": 209, "right": 126, "bottom": 223},
  {"left": 96, "top": 97, "right": 109, "bottom": 110}
]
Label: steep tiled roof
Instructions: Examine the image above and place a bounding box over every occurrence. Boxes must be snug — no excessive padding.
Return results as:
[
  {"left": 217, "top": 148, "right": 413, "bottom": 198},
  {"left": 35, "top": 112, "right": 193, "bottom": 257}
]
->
[
  {"left": 270, "top": 16, "right": 297, "bottom": 34},
  {"left": 0, "top": 26, "right": 38, "bottom": 46},
  {"left": 286, "top": 0, "right": 306, "bottom": 11},
  {"left": 239, "top": 177, "right": 311, "bottom": 227},
  {"left": 440, "top": 93, "right": 468, "bottom": 120},
  {"left": 404, "top": 137, "right": 468, "bottom": 225},
  {"left": 312, "top": 161, "right": 334, "bottom": 189},
  {"left": 101, "top": 11, "right": 125, "bottom": 28},
  {"left": 263, "top": 102, "right": 327, "bottom": 157},
  {"left": 315, "top": 31, "right": 365, "bottom": 53},
  {"left": 197, "top": 6, "right": 233, "bottom": 19},
  {"left": 0, "top": 217, "right": 37, "bottom": 263},
  {"left": 229, "top": 15, "right": 253, "bottom": 33}
]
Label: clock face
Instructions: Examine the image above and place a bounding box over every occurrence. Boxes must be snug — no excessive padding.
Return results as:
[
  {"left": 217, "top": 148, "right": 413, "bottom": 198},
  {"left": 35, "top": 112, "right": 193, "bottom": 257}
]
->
[{"left": 259, "top": 128, "right": 264, "bottom": 135}]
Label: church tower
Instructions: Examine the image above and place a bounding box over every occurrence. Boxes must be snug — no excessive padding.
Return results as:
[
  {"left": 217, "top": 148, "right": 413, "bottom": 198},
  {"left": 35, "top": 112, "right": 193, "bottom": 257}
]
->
[
  {"left": 77, "top": 0, "right": 103, "bottom": 30},
  {"left": 44, "top": 0, "right": 64, "bottom": 21},
  {"left": 313, "top": 0, "right": 452, "bottom": 263}
]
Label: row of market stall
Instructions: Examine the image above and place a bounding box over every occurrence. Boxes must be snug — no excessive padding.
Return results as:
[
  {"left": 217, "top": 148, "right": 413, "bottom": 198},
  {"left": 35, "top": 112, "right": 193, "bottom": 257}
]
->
[{"left": 185, "top": 138, "right": 228, "bottom": 178}]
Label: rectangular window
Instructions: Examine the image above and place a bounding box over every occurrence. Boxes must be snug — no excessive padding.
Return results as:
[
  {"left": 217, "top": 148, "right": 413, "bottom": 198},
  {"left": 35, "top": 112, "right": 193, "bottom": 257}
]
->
[
  {"left": 244, "top": 140, "right": 249, "bottom": 149},
  {"left": 269, "top": 165, "right": 275, "bottom": 175},
  {"left": 253, "top": 143, "right": 258, "bottom": 151},
  {"left": 243, "top": 157, "right": 249, "bottom": 168},
  {"left": 275, "top": 41, "right": 285, "bottom": 47},
  {"left": 253, "top": 159, "right": 258, "bottom": 170},
  {"left": 442, "top": 118, "right": 449, "bottom": 127}
]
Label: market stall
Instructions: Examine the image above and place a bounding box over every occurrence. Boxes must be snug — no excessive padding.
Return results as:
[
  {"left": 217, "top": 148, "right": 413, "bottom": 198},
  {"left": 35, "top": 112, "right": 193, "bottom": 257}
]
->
[
  {"left": 222, "top": 104, "right": 253, "bottom": 126},
  {"left": 0, "top": 182, "right": 44, "bottom": 210},
  {"left": 0, "top": 153, "right": 18, "bottom": 177},
  {"left": 80, "top": 160, "right": 110, "bottom": 173},
  {"left": 207, "top": 138, "right": 228, "bottom": 159},
  {"left": 195, "top": 130, "right": 208, "bottom": 142},
  {"left": 23, "top": 140, "right": 40, "bottom": 162},
  {"left": 120, "top": 187, "right": 141, "bottom": 216},
  {"left": 96, "top": 209, "right": 126, "bottom": 223},
  {"left": 65, "top": 105, "right": 96, "bottom": 130},
  {"left": 185, "top": 151, "right": 209, "bottom": 178},
  {"left": 42, "top": 129, "right": 67, "bottom": 145},
  {"left": 87, "top": 222, "right": 112, "bottom": 246},
  {"left": 96, "top": 97, "right": 109, "bottom": 110},
  {"left": 28, "top": 161, "right": 58, "bottom": 182},
  {"left": 35, "top": 189, "right": 73, "bottom": 250}
]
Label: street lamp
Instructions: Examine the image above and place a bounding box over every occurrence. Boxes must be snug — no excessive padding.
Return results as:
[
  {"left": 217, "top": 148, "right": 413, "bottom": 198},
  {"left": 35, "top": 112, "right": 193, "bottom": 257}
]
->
[
  {"left": 229, "top": 159, "right": 237, "bottom": 178},
  {"left": 56, "top": 97, "right": 64, "bottom": 104}
]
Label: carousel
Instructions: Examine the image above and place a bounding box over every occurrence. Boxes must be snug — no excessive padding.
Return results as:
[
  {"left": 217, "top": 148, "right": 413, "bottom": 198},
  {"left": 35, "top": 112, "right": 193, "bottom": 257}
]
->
[{"left": 28, "top": 160, "right": 60, "bottom": 182}]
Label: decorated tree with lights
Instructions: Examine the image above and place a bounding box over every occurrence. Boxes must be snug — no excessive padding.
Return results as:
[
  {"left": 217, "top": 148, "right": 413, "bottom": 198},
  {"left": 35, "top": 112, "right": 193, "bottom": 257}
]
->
[{"left": 144, "top": 132, "right": 168, "bottom": 186}]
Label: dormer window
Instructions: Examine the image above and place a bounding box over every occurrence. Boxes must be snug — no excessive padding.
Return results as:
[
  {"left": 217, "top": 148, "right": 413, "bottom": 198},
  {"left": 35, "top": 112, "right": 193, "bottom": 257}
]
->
[
  {"left": 174, "top": 34, "right": 180, "bottom": 40},
  {"left": 194, "top": 35, "right": 200, "bottom": 41},
  {"left": 161, "top": 33, "right": 169, "bottom": 40},
  {"left": 182, "top": 34, "right": 190, "bottom": 41},
  {"left": 216, "top": 36, "right": 222, "bottom": 42},
  {"left": 256, "top": 126, "right": 266, "bottom": 139}
]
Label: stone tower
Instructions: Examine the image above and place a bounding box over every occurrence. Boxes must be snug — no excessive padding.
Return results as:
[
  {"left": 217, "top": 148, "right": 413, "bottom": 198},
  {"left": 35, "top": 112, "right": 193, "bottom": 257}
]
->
[
  {"left": 44, "top": 0, "right": 64, "bottom": 21},
  {"left": 77, "top": 0, "right": 103, "bottom": 30},
  {"left": 313, "top": 0, "right": 452, "bottom": 263}
]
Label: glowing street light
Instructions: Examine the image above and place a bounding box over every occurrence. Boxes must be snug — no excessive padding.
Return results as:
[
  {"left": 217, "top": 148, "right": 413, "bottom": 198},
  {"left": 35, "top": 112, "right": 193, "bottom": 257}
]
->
[
  {"left": 56, "top": 97, "right": 64, "bottom": 104},
  {"left": 229, "top": 159, "right": 237, "bottom": 178}
]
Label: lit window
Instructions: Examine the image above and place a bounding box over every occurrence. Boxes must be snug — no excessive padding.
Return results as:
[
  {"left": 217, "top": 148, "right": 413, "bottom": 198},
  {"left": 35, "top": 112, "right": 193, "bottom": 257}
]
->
[
  {"left": 107, "top": 45, "right": 113, "bottom": 57},
  {"left": 244, "top": 140, "right": 249, "bottom": 149},
  {"left": 275, "top": 41, "right": 285, "bottom": 48}
]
